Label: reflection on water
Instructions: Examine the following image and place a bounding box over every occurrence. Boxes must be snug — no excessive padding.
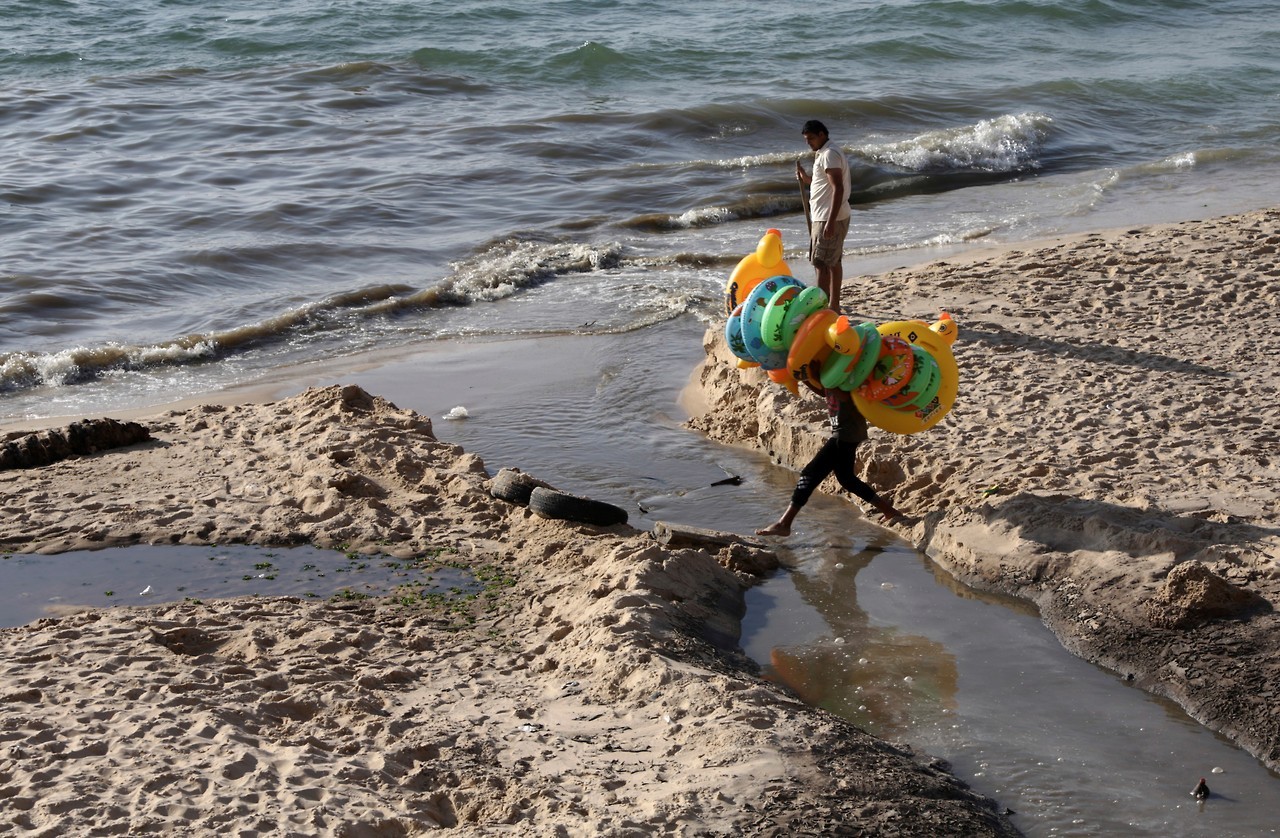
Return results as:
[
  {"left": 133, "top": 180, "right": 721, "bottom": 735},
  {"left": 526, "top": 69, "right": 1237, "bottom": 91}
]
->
[
  {"left": 741, "top": 517, "right": 1280, "bottom": 838},
  {"left": 764, "top": 543, "right": 958, "bottom": 738}
]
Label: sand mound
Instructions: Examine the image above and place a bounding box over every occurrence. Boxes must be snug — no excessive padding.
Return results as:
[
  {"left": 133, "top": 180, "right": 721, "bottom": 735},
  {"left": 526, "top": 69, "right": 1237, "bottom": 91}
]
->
[
  {"left": 1, "top": 418, "right": 151, "bottom": 470},
  {"left": 1146, "top": 560, "right": 1269, "bottom": 629},
  {"left": 0, "top": 385, "right": 1014, "bottom": 836}
]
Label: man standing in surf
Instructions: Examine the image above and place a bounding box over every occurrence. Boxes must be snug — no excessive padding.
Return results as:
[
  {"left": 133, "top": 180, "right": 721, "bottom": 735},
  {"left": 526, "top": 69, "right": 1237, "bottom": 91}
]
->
[{"left": 796, "top": 120, "right": 852, "bottom": 313}]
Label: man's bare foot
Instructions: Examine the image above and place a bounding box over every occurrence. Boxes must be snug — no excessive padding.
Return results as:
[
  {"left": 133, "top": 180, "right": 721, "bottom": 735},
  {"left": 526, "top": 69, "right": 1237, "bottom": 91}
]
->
[{"left": 755, "top": 522, "right": 791, "bottom": 536}]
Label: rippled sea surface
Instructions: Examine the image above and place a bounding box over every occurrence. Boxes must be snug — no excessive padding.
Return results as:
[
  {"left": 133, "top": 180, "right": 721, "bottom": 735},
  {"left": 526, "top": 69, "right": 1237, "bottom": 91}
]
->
[{"left": 3, "top": 0, "right": 1278, "bottom": 420}]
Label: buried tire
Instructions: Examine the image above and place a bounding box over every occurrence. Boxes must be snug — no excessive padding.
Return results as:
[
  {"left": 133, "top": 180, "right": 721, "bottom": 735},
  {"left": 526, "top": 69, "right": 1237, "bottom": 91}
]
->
[
  {"left": 490, "top": 468, "right": 544, "bottom": 506},
  {"left": 528, "top": 486, "right": 628, "bottom": 527}
]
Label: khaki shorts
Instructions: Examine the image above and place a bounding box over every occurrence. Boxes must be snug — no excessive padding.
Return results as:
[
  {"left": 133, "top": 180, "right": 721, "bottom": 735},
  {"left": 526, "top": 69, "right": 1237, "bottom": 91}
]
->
[{"left": 809, "top": 216, "right": 849, "bottom": 267}]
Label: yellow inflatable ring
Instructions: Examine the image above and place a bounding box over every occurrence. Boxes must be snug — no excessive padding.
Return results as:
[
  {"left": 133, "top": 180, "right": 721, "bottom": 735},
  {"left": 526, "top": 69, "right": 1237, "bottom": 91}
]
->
[
  {"left": 877, "top": 320, "right": 950, "bottom": 356},
  {"left": 854, "top": 320, "right": 959, "bottom": 435},
  {"left": 724, "top": 228, "right": 792, "bottom": 314}
]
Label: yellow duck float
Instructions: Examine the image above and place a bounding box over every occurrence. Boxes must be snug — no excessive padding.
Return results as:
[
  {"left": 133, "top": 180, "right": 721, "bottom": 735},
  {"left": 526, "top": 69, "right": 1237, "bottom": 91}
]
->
[
  {"left": 724, "top": 227, "right": 792, "bottom": 314},
  {"left": 723, "top": 229, "right": 959, "bottom": 435}
]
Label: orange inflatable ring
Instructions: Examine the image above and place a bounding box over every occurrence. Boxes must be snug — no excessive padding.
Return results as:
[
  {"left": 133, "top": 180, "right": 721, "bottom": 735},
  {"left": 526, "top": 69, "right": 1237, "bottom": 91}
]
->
[
  {"left": 882, "top": 345, "right": 936, "bottom": 408},
  {"left": 856, "top": 335, "right": 914, "bottom": 402},
  {"left": 786, "top": 309, "right": 839, "bottom": 386},
  {"left": 854, "top": 315, "right": 960, "bottom": 435}
]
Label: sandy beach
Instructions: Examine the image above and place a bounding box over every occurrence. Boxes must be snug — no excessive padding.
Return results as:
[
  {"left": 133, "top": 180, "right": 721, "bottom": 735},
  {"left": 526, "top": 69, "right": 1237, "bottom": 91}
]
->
[
  {"left": 3, "top": 208, "right": 1278, "bottom": 834},
  {"left": 0, "top": 385, "right": 1013, "bottom": 836},
  {"left": 692, "top": 207, "right": 1280, "bottom": 773}
]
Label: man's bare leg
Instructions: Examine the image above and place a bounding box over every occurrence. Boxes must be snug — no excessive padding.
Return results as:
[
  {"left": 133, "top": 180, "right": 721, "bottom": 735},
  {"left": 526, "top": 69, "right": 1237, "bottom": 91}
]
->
[
  {"left": 817, "top": 263, "right": 843, "bottom": 313},
  {"left": 827, "top": 262, "right": 843, "bottom": 313}
]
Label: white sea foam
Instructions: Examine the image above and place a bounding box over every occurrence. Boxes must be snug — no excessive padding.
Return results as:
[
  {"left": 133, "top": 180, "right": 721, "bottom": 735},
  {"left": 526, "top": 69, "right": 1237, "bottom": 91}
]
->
[
  {"left": 135, "top": 340, "right": 218, "bottom": 365},
  {"left": 675, "top": 206, "right": 736, "bottom": 227},
  {"left": 871, "top": 112, "right": 1052, "bottom": 173},
  {"left": 440, "top": 240, "right": 625, "bottom": 304}
]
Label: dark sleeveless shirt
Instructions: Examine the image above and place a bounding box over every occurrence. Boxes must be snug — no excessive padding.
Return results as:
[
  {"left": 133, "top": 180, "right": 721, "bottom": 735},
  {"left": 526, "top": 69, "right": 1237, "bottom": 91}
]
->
[{"left": 826, "top": 389, "right": 868, "bottom": 444}]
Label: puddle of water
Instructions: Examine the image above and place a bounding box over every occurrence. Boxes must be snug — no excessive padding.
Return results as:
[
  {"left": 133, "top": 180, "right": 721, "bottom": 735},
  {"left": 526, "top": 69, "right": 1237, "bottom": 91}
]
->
[
  {"left": 0, "top": 544, "right": 475, "bottom": 628},
  {"left": 740, "top": 536, "right": 1280, "bottom": 837}
]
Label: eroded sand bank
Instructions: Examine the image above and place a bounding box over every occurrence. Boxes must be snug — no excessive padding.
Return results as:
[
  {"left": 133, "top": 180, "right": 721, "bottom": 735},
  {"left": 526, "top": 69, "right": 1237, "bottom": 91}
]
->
[{"left": 689, "top": 208, "right": 1280, "bottom": 773}]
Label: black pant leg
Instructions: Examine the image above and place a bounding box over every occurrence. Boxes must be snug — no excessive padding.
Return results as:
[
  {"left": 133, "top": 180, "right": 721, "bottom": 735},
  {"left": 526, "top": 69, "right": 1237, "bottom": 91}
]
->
[
  {"left": 790, "top": 438, "right": 839, "bottom": 509},
  {"left": 831, "top": 436, "right": 885, "bottom": 507}
]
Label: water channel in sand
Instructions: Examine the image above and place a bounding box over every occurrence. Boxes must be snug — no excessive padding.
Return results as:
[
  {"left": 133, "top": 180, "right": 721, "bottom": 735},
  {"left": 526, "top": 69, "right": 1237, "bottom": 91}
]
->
[
  {"left": 736, "top": 508, "right": 1280, "bottom": 837},
  {"left": 8, "top": 316, "right": 1277, "bottom": 834}
]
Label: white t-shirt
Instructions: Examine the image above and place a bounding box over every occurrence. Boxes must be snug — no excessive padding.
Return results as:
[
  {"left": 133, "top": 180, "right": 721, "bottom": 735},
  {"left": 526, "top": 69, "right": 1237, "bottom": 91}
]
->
[{"left": 810, "top": 141, "right": 852, "bottom": 222}]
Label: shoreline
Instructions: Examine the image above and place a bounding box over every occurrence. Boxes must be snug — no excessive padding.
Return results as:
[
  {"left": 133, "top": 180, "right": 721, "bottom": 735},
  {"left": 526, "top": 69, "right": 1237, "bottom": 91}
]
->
[{"left": 688, "top": 207, "right": 1280, "bottom": 773}]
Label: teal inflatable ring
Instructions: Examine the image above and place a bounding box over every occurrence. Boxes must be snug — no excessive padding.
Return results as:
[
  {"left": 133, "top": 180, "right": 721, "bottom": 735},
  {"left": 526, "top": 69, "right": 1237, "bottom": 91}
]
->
[
  {"left": 724, "top": 303, "right": 755, "bottom": 363},
  {"left": 741, "top": 275, "right": 801, "bottom": 369}
]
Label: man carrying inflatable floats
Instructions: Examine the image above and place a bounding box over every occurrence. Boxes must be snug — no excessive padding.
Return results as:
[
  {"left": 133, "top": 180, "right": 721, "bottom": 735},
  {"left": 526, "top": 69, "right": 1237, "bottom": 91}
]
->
[{"left": 722, "top": 227, "right": 960, "bottom": 535}]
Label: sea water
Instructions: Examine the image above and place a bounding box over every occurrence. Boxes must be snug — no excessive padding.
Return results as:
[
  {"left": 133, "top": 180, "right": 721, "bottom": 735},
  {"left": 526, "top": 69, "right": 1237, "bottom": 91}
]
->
[
  {"left": 3, "top": 0, "right": 1279, "bottom": 421},
  {"left": 0, "top": 543, "right": 478, "bottom": 627}
]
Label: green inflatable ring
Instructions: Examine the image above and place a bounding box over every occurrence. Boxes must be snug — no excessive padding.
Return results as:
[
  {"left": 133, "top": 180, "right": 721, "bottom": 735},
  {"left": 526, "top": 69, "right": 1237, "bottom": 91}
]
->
[
  {"left": 778, "top": 286, "right": 828, "bottom": 348},
  {"left": 838, "top": 323, "right": 881, "bottom": 390},
  {"left": 818, "top": 345, "right": 860, "bottom": 389},
  {"left": 906, "top": 350, "right": 943, "bottom": 410},
  {"left": 760, "top": 285, "right": 802, "bottom": 350}
]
